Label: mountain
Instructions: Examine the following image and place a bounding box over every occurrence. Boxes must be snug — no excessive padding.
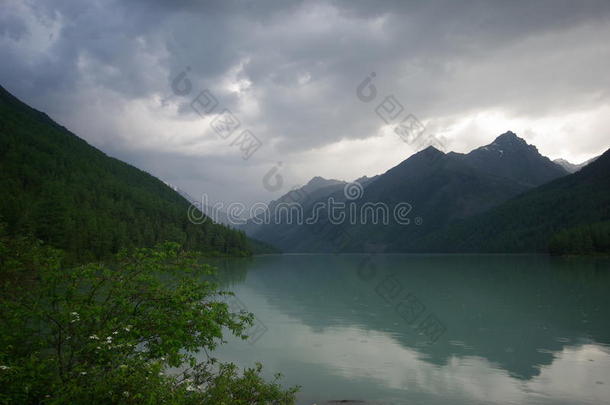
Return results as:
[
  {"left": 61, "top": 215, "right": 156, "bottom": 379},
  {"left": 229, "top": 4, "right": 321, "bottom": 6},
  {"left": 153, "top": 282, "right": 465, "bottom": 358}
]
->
[
  {"left": 301, "top": 176, "right": 346, "bottom": 195},
  {"left": 247, "top": 132, "right": 567, "bottom": 252},
  {"left": 283, "top": 176, "right": 346, "bottom": 205},
  {"left": 554, "top": 156, "right": 599, "bottom": 173},
  {"left": 0, "top": 85, "right": 251, "bottom": 261},
  {"left": 553, "top": 158, "right": 578, "bottom": 173},
  {"left": 420, "top": 148, "right": 610, "bottom": 253},
  {"left": 453, "top": 131, "right": 568, "bottom": 187},
  {"left": 352, "top": 146, "right": 531, "bottom": 236},
  {"left": 240, "top": 176, "right": 346, "bottom": 235}
]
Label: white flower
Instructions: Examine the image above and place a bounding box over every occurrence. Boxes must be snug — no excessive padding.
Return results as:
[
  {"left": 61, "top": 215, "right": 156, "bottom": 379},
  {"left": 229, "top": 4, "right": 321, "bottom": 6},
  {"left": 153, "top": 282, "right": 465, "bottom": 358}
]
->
[
  {"left": 112, "top": 331, "right": 118, "bottom": 335},
  {"left": 89, "top": 334, "right": 99, "bottom": 340},
  {"left": 0, "top": 365, "right": 10, "bottom": 370},
  {"left": 124, "top": 325, "right": 132, "bottom": 332},
  {"left": 122, "top": 391, "right": 130, "bottom": 398},
  {"left": 80, "top": 371, "right": 87, "bottom": 375}
]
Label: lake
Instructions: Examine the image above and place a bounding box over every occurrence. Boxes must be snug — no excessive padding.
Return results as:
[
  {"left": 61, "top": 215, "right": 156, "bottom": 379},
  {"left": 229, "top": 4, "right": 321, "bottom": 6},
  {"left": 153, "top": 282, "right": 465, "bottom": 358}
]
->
[{"left": 207, "top": 254, "right": 610, "bottom": 405}]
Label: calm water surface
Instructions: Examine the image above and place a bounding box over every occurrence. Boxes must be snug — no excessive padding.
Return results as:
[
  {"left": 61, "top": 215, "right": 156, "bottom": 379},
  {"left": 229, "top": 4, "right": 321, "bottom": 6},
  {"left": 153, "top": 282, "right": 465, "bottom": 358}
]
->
[{"left": 206, "top": 254, "right": 610, "bottom": 405}]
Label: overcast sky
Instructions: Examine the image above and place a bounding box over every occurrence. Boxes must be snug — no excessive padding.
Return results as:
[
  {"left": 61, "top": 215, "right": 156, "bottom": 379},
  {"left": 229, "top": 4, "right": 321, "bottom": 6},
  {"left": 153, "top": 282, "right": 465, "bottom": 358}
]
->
[{"left": 2, "top": 0, "right": 610, "bottom": 206}]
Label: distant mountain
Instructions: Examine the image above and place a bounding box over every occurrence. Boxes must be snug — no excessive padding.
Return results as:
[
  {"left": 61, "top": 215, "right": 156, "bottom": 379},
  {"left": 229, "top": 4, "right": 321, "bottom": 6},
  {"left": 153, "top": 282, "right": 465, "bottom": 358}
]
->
[
  {"left": 353, "top": 175, "right": 379, "bottom": 187},
  {"left": 554, "top": 156, "right": 599, "bottom": 173},
  {"left": 0, "top": 85, "right": 251, "bottom": 261},
  {"left": 240, "top": 176, "right": 346, "bottom": 236},
  {"left": 553, "top": 158, "right": 578, "bottom": 173},
  {"left": 247, "top": 132, "right": 568, "bottom": 252},
  {"left": 421, "top": 148, "right": 610, "bottom": 253},
  {"left": 301, "top": 176, "right": 346, "bottom": 195},
  {"left": 452, "top": 131, "right": 568, "bottom": 187},
  {"left": 284, "top": 176, "right": 346, "bottom": 204}
]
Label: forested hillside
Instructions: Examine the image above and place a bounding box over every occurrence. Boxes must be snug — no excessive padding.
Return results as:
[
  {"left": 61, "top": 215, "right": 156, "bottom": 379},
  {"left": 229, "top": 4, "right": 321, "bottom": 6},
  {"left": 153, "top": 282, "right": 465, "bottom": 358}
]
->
[
  {"left": 0, "top": 85, "right": 250, "bottom": 261},
  {"left": 419, "top": 149, "right": 610, "bottom": 253},
  {"left": 549, "top": 221, "right": 610, "bottom": 255}
]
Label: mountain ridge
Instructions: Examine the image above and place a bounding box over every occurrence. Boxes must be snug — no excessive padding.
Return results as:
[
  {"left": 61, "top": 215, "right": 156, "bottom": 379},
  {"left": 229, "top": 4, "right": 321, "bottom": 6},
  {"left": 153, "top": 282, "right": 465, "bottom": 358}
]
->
[{"left": 246, "top": 131, "right": 569, "bottom": 252}]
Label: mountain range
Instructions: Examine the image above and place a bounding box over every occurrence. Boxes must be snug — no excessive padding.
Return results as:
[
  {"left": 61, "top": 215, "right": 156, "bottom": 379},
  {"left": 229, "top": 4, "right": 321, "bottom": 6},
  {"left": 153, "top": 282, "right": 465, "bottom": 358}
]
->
[{"left": 244, "top": 132, "right": 609, "bottom": 254}]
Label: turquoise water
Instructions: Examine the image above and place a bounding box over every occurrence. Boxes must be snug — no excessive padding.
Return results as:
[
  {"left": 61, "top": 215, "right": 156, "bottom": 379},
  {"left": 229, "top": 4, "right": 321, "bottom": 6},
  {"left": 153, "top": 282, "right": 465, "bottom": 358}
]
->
[{"left": 207, "top": 254, "right": 610, "bottom": 405}]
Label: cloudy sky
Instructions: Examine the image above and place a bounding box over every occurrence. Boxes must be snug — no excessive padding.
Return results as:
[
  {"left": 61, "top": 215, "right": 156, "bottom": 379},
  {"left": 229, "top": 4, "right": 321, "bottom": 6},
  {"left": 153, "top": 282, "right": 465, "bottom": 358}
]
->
[{"left": 2, "top": 0, "right": 610, "bottom": 206}]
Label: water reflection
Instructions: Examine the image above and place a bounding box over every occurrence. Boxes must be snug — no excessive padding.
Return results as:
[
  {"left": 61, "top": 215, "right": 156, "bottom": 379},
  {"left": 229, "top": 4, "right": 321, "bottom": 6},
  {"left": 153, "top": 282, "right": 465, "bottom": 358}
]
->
[{"left": 207, "top": 254, "right": 610, "bottom": 405}]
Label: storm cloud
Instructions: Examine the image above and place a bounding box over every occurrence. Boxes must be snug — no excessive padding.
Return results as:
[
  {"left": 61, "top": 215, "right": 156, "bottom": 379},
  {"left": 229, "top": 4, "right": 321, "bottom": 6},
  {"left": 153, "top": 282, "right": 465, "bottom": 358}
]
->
[{"left": 2, "top": 0, "right": 609, "bottom": 205}]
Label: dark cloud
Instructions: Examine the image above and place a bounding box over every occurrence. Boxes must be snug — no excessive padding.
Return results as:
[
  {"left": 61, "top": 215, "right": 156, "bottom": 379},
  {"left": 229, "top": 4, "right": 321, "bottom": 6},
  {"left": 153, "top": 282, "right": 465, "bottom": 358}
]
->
[{"left": 1, "top": 0, "right": 609, "bottom": 204}]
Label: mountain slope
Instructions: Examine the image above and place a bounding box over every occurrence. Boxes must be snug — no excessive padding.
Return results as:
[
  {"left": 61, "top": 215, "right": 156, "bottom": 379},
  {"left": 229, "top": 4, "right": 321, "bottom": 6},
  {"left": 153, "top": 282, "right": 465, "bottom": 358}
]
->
[
  {"left": 420, "top": 149, "right": 610, "bottom": 253},
  {"left": 361, "top": 146, "right": 530, "bottom": 226},
  {"left": 0, "top": 85, "right": 250, "bottom": 261}
]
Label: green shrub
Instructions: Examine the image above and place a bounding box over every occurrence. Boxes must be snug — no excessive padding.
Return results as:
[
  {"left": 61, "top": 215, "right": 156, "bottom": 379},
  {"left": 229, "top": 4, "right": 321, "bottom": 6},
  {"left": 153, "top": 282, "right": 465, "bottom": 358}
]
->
[{"left": 0, "top": 235, "right": 298, "bottom": 404}]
